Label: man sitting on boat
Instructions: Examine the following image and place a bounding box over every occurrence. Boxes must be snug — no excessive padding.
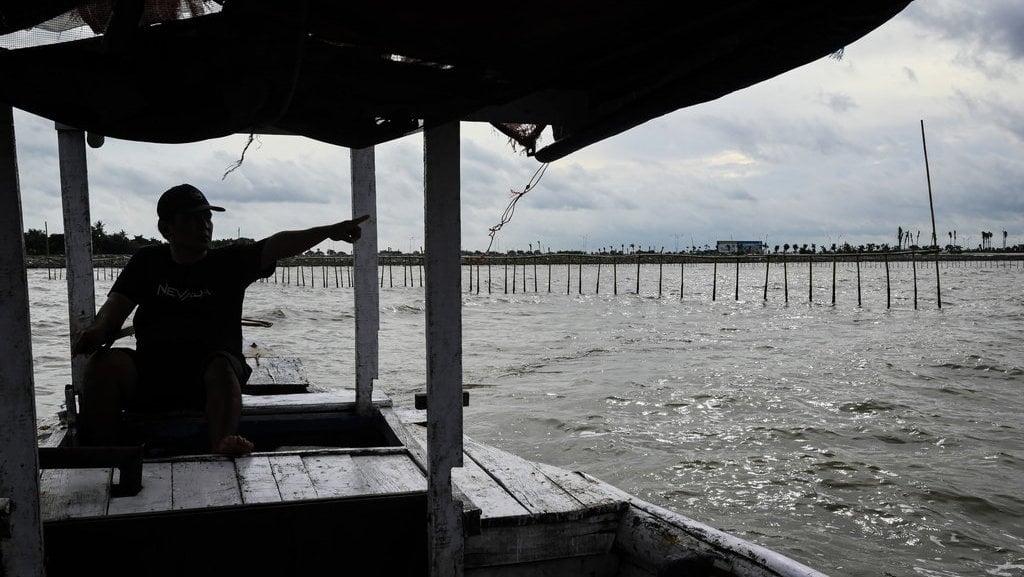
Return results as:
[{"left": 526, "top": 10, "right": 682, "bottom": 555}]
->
[{"left": 71, "top": 183, "right": 369, "bottom": 455}]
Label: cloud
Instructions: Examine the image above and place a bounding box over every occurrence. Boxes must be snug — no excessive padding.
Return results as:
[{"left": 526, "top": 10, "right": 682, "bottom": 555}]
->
[
  {"left": 819, "top": 92, "right": 857, "bottom": 113},
  {"left": 6, "top": 1, "right": 1022, "bottom": 253},
  {"left": 905, "top": 0, "right": 1024, "bottom": 78}
]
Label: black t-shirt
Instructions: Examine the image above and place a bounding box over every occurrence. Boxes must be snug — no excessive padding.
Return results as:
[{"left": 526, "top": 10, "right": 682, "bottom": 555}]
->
[{"left": 111, "top": 241, "right": 275, "bottom": 365}]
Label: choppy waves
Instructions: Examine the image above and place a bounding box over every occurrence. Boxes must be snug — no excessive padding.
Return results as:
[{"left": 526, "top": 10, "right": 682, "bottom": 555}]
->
[{"left": 27, "top": 263, "right": 1024, "bottom": 577}]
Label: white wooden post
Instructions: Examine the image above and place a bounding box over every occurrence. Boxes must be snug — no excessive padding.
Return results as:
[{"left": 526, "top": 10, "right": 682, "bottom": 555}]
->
[
  {"left": 56, "top": 124, "right": 96, "bottom": 398},
  {"left": 424, "top": 122, "right": 465, "bottom": 576},
  {"left": 351, "top": 147, "right": 379, "bottom": 414},
  {"left": 0, "top": 104, "right": 46, "bottom": 576}
]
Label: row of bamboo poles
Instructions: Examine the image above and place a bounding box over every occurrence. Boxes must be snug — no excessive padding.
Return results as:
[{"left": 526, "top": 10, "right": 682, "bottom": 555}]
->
[
  {"left": 43, "top": 252, "right": 1023, "bottom": 310},
  {"left": 457, "top": 253, "right": 950, "bottom": 308}
]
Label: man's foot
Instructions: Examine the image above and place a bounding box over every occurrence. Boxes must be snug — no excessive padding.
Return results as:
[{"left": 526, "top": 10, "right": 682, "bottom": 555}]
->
[{"left": 214, "top": 434, "right": 254, "bottom": 455}]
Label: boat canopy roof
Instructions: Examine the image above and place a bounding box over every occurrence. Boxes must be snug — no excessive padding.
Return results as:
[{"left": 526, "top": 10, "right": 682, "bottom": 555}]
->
[{"left": 1, "top": 0, "right": 912, "bottom": 162}]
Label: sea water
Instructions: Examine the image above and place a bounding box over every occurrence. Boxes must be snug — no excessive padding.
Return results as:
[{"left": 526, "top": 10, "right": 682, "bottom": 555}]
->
[{"left": 25, "top": 259, "right": 1024, "bottom": 577}]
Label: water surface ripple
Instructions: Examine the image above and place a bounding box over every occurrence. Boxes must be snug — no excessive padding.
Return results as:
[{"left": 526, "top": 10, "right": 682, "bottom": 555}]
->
[{"left": 28, "top": 261, "right": 1023, "bottom": 577}]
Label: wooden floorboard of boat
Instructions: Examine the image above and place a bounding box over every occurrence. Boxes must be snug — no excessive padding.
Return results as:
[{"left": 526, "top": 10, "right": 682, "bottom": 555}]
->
[
  {"left": 392, "top": 407, "right": 627, "bottom": 568},
  {"left": 241, "top": 389, "right": 392, "bottom": 413},
  {"left": 40, "top": 393, "right": 629, "bottom": 572},
  {"left": 393, "top": 407, "right": 628, "bottom": 520},
  {"left": 39, "top": 447, "right": 426, "bottom": 522}
]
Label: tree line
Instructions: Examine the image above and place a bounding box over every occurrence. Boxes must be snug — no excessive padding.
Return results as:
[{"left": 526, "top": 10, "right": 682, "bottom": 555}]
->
[
  {"left": 24, "top": 222, "right": 1018, "bottom": 258},
  {"left": 22, "top": 221, "right": 253, "bottom": 256}
]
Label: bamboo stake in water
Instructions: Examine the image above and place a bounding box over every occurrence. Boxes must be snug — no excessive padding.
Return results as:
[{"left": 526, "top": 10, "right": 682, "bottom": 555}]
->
[
  {"left": 856, "top": 256, "right": 861, "bottom": 307},
  {"left": 680, "top": 262, "right": 685, "bottom": 300},
  {"left": 712, "top": 261, "right": 717, "bottom": 301},
  {"left": 763, "top": 257, "right": 769, "bottom": 301},
  {"left": 885, "top": 253, "right": 891, "bottom": 309},
  {"left": 831, "top": 256, "right": 837, "bottom": 306},
  {"left": 920, "top": 119, "right": 942, "bottom": 309},
  {"left": 808, "top": 257, "right": 813, "bottom": 303},
  {"left": 635, "top": 257, "right": 641, "bottom": 295},
  {"left": 734, "top": 259, "right": 739, "bottom": 301},
  {"left": 783, "top": 256, "right": 788, "bottom": 303},
  {"left": 912, "top": 252, "right": 918, "bottom": 309}
]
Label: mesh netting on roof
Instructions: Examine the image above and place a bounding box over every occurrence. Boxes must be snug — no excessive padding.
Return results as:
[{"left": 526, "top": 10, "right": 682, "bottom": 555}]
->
[
  {"left": 0, "top": 0, "right": 220, "bottom": 49},
  {"left": 493, "top": 123, "right": 546, "bottom": 155}
]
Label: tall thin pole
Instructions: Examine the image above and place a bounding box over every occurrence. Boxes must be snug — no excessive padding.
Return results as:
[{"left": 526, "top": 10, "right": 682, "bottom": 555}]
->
[
  {"left": 424, "top": 122, "right": 465, "bottom": 575},
  {"left": 920, "top": 120, "right": 942, "bottom": 308},
  {"left": 45, "top": 220, "right": 51, "bottom": 279},
  {"left": 1, "top": 103, "right": 46, "bottom": 577},
  {"left": 351, "top": 146, "right": 379, "bottom": 414},
  {"left": 58, "top": 124, "right": 96, "bottom": 398}
]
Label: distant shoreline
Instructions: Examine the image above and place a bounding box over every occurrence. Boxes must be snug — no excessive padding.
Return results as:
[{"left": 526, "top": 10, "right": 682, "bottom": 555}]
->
[{"left": 23, "top": 251, "right": 1024, "bottom": 269}]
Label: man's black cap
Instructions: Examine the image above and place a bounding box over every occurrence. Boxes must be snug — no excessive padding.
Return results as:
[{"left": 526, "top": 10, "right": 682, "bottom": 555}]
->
[{"left": 157, "top": 184, "right": 225, "bottom": 220}]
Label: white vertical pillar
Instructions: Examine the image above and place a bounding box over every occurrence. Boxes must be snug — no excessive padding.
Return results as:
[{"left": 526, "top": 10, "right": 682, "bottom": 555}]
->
[
  {"left": 57, "top": 124, "right": 96, "bottom": 398},
  {"left": 0, "top": 105, "right": 46, "bottom": 576},
  {"left": 424, "top": 122, "right": 464, "bottom": 576},
  {"left": 351, "top": 147, "right": 379, "bottom": 414}
]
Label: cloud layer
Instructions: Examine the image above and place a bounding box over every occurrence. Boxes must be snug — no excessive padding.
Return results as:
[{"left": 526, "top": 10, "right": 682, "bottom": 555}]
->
[{"left": 10, "top": 0, "right": 1023, "bottom": 253}]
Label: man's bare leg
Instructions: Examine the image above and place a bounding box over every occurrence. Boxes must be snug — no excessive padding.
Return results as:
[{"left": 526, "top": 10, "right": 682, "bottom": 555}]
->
[
  {"left": 203, "top": 355, "right": 253, "bottom": 455},
  {"left": 80, "top": 348, "right": 138, "bottom": 445}
]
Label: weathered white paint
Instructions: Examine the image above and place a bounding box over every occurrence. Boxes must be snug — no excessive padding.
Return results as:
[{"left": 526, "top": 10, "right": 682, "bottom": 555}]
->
[
  {"left": 424, "top": 122, "right": 465, "bottom": 576},
  {"left": 240, "top": 389, "right": 390, "bottom": 414},
  {"left": 404, "top": 420, "right": 527, "bottom": 520},
  {"left": 171, "top": 460, "right": 242, "bottom": 509},
  {"left": 351, "top": 146, "right": 379, "bottom": 414},
  {"left": 56, "top": 124, "right": 96, "bottom": 397},
  {"left": 0, "top": 104, "right": 46, "bottom": 576}
]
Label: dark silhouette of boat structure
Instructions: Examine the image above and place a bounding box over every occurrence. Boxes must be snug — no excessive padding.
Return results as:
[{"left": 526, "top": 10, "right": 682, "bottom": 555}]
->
[{"left": 1, "top": 2, "right": 914, "bottom": 574}]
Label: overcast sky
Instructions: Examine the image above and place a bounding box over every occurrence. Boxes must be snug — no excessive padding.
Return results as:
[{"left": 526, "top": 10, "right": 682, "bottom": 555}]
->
[{"left": 10, "top": 0, "right": 1024, "bottom": 253}]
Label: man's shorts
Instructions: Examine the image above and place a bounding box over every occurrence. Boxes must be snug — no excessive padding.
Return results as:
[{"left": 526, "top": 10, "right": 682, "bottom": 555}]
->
[{"left": 122, "top": 348, "right": 252, "bottom": 412}]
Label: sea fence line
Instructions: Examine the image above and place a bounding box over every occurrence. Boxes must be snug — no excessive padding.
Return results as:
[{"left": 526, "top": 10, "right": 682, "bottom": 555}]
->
[{"left": 29, "top": 251, "right": 1023, "bottom": 309}]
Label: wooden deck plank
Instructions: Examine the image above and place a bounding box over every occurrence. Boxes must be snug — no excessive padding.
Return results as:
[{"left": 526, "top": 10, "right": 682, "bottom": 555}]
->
[
  {"left": 242, "top": 390, "right": 391, "bottom": 414},
  {"left": 465, "top": 512, "right": 621, "bottom": 567},
  {"left": 106, "top": 462, "right": 172, "bottom": 515},
  {"left": 39, "top": 468, "right": 112, "bottom": 521},
  {"left": 462, "top": 437, "right": 580, "bottom": 516},
  {"left": 269, "top": 454, "right": 319, "bottom": 501},
  {"left": 400, "top": 418, "right": 527, "bottom": 520},
  {"left": 171, "top": 459, "right": 242, "bottom": 510},
  {"left": 236, "top": 455, "right": 283, "bottom": 504},
  {"left": 353, "top": 454, "right": 427, "bottom": 494},
  {"left": 246, "top": 357, "right": 309, "bottom": 386},
  {"left": 534, "top": 462, "right": 626, "bottom": 512},
  {"left": 385, "top": 405, "right": 483, "bottom": 524},
  {"left": 454, "top": 458, "right": 530, "bottom": 520},
  {"left": 303, "top": 454, "right": 364, "bottom": 497}
]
